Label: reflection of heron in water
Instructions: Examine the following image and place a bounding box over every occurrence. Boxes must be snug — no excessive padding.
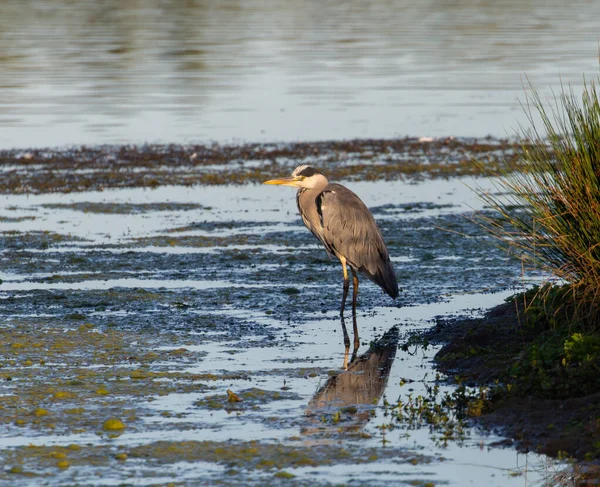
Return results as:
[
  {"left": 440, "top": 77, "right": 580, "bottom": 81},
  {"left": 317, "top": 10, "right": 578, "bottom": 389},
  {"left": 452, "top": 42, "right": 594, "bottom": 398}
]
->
[
  {"left": 264, "top": 165, "right": 399, "bottom": 352},
  {"left": 304, "top": 326, "right": 398, "bottom": 436}
]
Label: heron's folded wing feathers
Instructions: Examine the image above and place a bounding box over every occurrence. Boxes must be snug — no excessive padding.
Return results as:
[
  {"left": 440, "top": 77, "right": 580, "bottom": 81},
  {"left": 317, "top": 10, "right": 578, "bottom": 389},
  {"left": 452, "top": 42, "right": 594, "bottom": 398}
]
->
[{"left": 317, "top": 184, "right": 399, "bottom": 298}]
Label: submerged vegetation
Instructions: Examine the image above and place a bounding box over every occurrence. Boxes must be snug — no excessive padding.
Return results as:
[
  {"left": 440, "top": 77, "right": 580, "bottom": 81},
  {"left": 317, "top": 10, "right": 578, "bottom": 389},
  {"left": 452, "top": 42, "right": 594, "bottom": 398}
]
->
[{"left": 383, "top": 375, "right": 490, "bottom": 447}]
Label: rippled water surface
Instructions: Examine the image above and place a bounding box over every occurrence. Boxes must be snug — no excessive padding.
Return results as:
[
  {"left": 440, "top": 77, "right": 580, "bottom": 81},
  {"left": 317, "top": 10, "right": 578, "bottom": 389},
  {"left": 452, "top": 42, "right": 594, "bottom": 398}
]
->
[{"left": 2, "top": 0, "right": 600, "bottom": 148}]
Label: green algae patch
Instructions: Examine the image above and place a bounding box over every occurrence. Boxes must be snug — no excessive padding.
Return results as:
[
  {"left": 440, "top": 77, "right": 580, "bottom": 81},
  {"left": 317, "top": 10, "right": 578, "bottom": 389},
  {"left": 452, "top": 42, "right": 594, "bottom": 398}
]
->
[
  {"left": 0, "top": 439, "right": 430, "bottom": 484},
  {"left": 0, "top": 444, "right": 118, "bottom": 480},
  {"left": 53, "top": 391, "right": 75, "bottom": 400},
  {"left": 194, "top": 387, "right": 300, "bottom": 411},
  {"left": 103, "top": 418, "right": 126, "bottom": 431},
  {"left": 32, "top": 408, "right": 49, "bottom": 417},
  {"left": 126, "top": 439, "right": 427, "bottom": 471},
  {"left": 274, "top": 471, "right": 295, "bottom": 479}
]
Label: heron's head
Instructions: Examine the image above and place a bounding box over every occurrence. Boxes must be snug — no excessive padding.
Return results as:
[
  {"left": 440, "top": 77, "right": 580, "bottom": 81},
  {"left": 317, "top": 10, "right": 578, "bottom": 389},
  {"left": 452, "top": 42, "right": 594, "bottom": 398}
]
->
[{"left": 263, "top": 165, "right": 328, "bottom": 189}]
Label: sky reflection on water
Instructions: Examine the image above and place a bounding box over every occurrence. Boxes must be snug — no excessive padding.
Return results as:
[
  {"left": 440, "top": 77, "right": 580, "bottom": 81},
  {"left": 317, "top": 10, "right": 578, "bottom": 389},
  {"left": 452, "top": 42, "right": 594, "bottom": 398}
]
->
[{"left": 1, "top": 0, "right": 600, "bottom": 148}]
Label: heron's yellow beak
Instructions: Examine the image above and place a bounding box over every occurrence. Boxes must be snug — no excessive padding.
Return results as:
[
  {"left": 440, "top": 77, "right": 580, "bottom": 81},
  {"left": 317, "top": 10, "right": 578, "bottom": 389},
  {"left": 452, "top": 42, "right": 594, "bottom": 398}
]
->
[{"left": 263, "top": 177, "right": 301, "bottom": 187}]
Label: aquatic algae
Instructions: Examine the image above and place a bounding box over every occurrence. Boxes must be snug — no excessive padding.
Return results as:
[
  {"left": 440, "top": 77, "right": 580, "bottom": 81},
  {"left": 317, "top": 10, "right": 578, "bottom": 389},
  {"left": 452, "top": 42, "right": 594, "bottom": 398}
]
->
[
  {"left": 53, "top": 391, "right": 74, "bottom": 400},
  {"left": 115, "top": 453, "right": 128, "bottom": 461},
  {"left": 129, "top": 369, "right": 148, "bottom": 380},
  {"left": 292, "top": 457, "right": 317, "bottom": 467},
  {"left": 103, "top": 418, "right": 125, "bottom": 431},
  {"left": 227, "top": 389, "right": 242, "bottom": 402},
  {"left": 258, "top": 459, "right": 275, "bottom": 468},
  {"left": 274, "top": 471, "right": 295, "bottom": 479},
  {"left": 33, "top": 408, "right": 49, "bottom": 417},
  {"left": 65, "top": 407, "right": 85, "bottom": 415},
  {"left": 56, "top": 460, "right": 70, "bottom": 469}
]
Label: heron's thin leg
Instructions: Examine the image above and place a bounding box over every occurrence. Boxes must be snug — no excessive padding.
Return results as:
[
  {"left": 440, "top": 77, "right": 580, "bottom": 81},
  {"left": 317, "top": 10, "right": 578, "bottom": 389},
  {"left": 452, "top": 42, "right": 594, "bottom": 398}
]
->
[
  {"left": 340, "top": 256, "right": 349, "bottom": 317},
  {"left": 351, "top": 269, "right": 359, "bottom": 315},
  {"left": 342, "top": 346, "right": 350, "bottom": 370},
  {"left": 351, "top": 269, "right": 360, "bottom": 349},
  {"left": 352, "top": 307, "right": 360, "bottom": 350},
  {"left": 340, "top": 316, "right": 350, "bottom": 348},
  {"left": 349, "top": 335, "right": 359, "bottom": 365},
  {"left": 340, "top": 316, "right": 350, "bottom": 369}
]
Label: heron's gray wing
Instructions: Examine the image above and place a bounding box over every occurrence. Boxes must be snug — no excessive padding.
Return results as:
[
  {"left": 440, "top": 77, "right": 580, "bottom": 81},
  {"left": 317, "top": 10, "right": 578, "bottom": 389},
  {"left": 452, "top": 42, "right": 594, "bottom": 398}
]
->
[
  {"left": 317, "top": 184, "right": 399, "bottom": 298},
  {"left": 296, "top": 187, "right": 335, "bottom": 258}
]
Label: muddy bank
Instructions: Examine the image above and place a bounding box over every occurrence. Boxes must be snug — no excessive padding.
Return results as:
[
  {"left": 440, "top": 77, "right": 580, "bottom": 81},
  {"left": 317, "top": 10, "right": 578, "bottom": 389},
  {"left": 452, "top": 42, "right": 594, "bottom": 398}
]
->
[
  {"left": 0, "top": 137, "right": 523, "bottom": 194},
  {"left": 429, "top": 300, "right": 600, "bottom": 472}
]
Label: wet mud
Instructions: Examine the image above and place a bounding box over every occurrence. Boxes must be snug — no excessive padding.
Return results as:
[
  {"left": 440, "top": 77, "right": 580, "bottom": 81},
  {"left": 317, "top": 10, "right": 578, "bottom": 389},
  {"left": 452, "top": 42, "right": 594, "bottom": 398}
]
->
[
  {"left": 0, "top": 138, "right": 575, "bottom": 486},
  {"left": 0, "top": 137, "right": 523, "bottom": 194}
]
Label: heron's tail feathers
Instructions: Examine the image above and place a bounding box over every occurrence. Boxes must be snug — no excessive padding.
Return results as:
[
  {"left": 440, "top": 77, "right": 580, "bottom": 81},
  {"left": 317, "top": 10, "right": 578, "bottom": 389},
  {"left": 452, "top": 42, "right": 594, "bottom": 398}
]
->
[{"left": 362, "top": 260, "right": 399, "bottom": 300}]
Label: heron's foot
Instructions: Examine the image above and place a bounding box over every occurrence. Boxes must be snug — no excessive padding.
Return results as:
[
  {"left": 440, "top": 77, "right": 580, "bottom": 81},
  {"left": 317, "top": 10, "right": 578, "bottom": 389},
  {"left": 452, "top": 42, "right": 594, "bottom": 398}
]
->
[
  {"left": 349, "top": 345, "right": 358, "bottom": 366},
  {"left": 342, "top": 345, "right": 350, "bottom": 370}
]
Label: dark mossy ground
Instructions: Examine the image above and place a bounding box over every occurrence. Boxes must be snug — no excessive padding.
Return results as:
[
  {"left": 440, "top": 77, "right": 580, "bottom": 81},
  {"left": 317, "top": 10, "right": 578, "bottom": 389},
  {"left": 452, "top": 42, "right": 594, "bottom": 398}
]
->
[
  {"left": 428, "top": 290, "right": 600, "bottom": 472},
  {"left": 0, "top": 137, "right": 524, "bottom": 194}
]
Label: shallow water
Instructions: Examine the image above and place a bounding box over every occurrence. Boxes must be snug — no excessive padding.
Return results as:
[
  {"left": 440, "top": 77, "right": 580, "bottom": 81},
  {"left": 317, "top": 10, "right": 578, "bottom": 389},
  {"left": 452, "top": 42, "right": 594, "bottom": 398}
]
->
[
  {"left": 1, "top": 0, "right": 600, "bottom": 148},
  {"left": 0, "top": 169, "right": 566, "bottom": 486}
]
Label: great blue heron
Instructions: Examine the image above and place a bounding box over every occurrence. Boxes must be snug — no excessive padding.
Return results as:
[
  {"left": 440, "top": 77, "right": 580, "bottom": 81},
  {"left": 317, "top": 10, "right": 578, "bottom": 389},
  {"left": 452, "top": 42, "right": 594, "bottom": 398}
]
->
[{"left": 264, "top": 165, "right": 398, "bottom": 347}]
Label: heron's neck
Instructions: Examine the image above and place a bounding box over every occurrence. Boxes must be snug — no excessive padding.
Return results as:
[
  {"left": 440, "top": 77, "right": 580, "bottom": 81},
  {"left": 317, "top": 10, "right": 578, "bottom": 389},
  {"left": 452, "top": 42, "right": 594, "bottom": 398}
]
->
[
  {"left": 298, "top": 176, "right": 328, "bottom": 194},
  {"left": 298, "top": 187, "right": 320, "bottom": 199}
]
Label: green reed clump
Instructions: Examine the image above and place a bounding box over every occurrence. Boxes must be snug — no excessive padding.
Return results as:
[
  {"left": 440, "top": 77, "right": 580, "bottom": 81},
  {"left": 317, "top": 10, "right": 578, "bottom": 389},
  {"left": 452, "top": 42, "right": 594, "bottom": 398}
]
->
[{"left": 480, "top": 76, "right": 600, "bottom": 330}]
